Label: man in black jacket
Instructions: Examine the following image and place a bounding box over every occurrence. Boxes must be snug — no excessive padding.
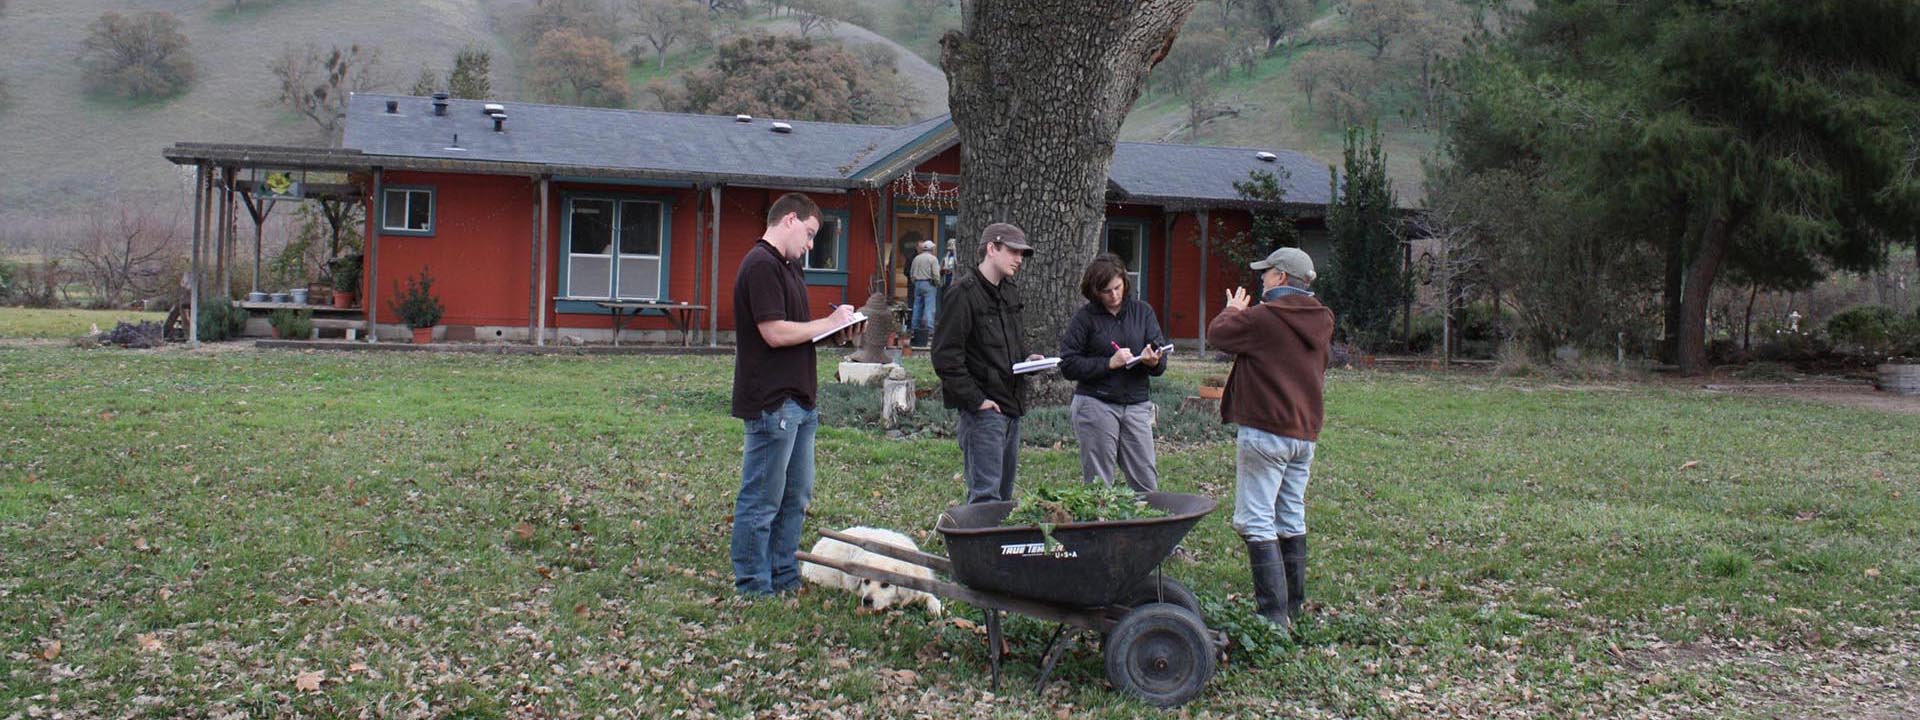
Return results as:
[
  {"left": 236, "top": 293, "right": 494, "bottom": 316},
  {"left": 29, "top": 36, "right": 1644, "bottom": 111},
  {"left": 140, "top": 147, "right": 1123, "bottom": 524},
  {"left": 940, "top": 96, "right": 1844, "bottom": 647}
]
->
[{"left": 932, "top": 222, "right": 1040, "bottom": 504}]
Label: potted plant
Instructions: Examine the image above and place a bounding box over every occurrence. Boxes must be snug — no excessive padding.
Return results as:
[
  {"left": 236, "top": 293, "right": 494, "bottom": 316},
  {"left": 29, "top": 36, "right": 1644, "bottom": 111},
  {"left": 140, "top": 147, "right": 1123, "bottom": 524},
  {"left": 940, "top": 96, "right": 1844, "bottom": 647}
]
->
[
  {"left": 390, "top": 267, "right": 444, "bottom": 344},
  {"left": 329, "top": 254, "right": 362, "bottom": 309},
  {"left": 268, "top": 308, "right": 314, "bottom": 340},
  {"left": 1198, "top": 374, "right": 1227, "bottom": 400}
]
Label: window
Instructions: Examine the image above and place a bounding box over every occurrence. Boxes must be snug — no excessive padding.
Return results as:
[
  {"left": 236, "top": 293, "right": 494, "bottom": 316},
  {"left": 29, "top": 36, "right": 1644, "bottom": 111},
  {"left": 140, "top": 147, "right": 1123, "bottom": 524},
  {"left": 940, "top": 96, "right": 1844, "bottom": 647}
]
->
[
  {"left": 381, "top": 187, "right": 434, "bottom": 236},
  {"left": 1103, "top": 220, "right": 1146, "bottom": 297},
  {"left": 563, "top": 196, "right": 667, "bottom": 300},
  {"left": 804, "top": 210, "right": 850, "bottom": 286}
]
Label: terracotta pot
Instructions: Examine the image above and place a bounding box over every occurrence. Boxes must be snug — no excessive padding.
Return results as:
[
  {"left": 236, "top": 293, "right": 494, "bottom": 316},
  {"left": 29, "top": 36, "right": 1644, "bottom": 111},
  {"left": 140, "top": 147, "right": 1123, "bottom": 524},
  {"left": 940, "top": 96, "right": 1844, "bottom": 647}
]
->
[
  {"left": 412, "top": 327, "right": 433, "bottom": 344},
  {"left": 1197, "top": 386, "right": 1224, "bottom": 400},
  {"left": 332, "top": 291, "right": 357, "bottom": 309}
]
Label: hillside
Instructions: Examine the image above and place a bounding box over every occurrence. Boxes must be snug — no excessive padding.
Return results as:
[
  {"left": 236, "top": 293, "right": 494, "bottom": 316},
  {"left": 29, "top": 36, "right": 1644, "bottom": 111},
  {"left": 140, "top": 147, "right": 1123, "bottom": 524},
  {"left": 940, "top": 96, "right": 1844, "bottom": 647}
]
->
[{"left": 0, "top": 0, "right": 1437, "bottom": 233}]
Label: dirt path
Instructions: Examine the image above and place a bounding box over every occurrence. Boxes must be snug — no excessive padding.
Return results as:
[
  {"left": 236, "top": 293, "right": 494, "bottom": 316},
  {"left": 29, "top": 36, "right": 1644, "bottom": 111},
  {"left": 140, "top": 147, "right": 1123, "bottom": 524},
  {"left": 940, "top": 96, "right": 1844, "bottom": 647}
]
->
[{"left": 1698, "top": 380, "right": 1920, "bottom": 416}]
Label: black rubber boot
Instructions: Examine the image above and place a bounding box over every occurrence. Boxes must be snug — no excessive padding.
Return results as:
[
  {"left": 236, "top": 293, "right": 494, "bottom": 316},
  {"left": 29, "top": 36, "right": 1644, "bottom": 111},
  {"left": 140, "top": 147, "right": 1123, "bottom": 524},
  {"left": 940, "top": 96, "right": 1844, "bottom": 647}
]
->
[
  {"left": 1280, "top": 535, "right": 1308, "bottom": 620},
  {"left": 1244, "top": 539, "right": 1291, "bottom": 630}
]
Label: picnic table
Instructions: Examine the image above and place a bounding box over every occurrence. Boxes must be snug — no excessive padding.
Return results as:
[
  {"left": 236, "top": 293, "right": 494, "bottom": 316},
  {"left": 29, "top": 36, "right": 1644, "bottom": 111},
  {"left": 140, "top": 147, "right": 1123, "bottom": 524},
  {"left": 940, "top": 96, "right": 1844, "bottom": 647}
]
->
[{"left": 596, "top": 301, "right": 707, "bottom": 346}]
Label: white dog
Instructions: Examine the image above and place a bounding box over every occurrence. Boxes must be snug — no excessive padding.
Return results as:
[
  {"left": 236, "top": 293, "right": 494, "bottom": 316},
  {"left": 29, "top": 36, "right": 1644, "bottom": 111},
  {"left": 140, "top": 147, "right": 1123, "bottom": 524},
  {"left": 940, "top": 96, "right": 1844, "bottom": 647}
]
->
[{"left": 800, "top": 526, "right": 944, "bottom": 616}]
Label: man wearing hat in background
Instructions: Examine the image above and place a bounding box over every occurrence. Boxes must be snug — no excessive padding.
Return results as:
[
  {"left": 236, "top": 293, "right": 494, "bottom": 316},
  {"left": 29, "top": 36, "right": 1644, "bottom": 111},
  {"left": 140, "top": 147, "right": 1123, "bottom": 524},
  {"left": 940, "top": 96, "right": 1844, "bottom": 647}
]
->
[
  {"left": 1207, "top": 247, "right": 1334, "bottom": 631},
  {"left": 932, "top": 222, "right": 1044, "bottom": 504},
  {"left": 908, "top": 236, "right": 941, "bottom": 348}
]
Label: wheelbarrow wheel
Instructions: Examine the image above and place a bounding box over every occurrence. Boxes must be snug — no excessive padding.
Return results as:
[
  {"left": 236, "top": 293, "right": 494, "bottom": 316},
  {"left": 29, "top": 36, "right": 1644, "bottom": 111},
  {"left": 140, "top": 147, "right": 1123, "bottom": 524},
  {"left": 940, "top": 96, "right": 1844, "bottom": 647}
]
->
[
  {"left": 1118, "top": 575, "right": 1201, "bottom": 617},
  {"left": 1104, "top": 602, "right": 1216, "bottom": 708}
]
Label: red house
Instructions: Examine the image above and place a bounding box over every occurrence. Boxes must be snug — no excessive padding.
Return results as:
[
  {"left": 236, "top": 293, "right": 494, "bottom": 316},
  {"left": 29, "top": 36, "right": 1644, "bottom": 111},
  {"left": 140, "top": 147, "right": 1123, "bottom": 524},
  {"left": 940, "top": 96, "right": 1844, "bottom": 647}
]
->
[{"left": 164, "top": 94, "right": 1336, "bottom": 348}]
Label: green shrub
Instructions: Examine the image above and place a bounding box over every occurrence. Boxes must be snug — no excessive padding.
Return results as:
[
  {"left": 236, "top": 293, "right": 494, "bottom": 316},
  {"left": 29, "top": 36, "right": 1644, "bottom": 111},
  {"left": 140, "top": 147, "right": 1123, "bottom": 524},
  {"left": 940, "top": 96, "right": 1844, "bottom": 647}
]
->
[
  {"left": 195, "top": 300, "right": 247, "bottom": 341},
  {"left": 389, "top": 268, "right": 444, "bottom": 329},
  {"left": 329, "top": 254, "right": 362, "bottom": 296},
  {"left": 268, "top": 308, "right": 313, "bottom": 339},
  {"left": 1826, "top": 305, "right": 1899, "bottom": 355}
]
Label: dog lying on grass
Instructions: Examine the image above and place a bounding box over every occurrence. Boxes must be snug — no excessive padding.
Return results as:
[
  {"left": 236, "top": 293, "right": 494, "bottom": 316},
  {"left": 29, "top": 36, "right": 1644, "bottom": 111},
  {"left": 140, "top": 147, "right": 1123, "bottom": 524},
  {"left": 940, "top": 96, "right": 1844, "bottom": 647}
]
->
[{"left": 800, "top": 526, "right": 944, "bottom": 616}]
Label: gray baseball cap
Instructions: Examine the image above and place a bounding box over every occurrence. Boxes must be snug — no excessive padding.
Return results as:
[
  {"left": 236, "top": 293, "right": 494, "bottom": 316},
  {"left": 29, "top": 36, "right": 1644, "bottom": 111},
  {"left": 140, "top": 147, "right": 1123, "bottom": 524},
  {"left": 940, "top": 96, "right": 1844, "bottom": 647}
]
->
[
  {"left": 981, "top": 223, "right": 1032, "bottom": 253},
  {"left": 1250, "top": 247, "right": 1315, "bottom": 281}
]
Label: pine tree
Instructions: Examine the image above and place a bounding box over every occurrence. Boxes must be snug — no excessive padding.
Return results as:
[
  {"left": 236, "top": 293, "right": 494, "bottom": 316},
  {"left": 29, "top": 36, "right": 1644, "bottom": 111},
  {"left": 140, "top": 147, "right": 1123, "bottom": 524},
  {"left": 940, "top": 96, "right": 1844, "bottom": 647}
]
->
[{"left": 1320, "top": 124, "right": 1408, "bottom": 350}]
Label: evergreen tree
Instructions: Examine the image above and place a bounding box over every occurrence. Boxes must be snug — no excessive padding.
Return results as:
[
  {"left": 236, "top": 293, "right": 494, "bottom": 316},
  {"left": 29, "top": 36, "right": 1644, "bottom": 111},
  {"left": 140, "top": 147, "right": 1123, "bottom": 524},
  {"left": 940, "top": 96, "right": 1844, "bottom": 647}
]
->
[
  {"left": 1320, "top": 124, "right": 1409, "bottom": 350},
  {"left": 447, "top": 47, "right": 491, "bottom": 99}
]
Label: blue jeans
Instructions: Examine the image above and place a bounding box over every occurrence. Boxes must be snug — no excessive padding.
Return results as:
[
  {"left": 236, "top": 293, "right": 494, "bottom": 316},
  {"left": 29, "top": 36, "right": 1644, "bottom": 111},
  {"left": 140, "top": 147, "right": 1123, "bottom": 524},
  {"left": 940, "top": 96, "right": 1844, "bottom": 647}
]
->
[
  {"left": 911, "top": 279, "right": 939, "bottom": 334},
  {"left": 957, "top": 408, "right": 1020, "bottom": 504},
  {"left": 1230, "top": 426, "right": 1314, "bottom": 541},
  {"left": 731, "top": 398, "right": 818, "bottom": 595}
]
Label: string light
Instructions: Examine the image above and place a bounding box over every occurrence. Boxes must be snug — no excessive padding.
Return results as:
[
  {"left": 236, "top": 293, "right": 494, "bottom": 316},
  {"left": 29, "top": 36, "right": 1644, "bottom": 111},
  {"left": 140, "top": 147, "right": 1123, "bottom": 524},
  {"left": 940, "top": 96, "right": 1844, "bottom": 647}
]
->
[{"left": 890, "top": 173, "right": 960, "bottom": 211}]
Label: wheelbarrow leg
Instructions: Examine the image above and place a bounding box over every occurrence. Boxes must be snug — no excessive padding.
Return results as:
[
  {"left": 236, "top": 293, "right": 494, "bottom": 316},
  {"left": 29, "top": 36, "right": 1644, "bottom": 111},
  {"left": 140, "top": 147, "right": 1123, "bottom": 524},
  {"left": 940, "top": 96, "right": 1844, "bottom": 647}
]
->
[
  {"left": 987, "top": 609, "right": 1002, "bottom": 693},
  {"left": 1035, "top": 624, "right": 1075, "bottom": 694}
]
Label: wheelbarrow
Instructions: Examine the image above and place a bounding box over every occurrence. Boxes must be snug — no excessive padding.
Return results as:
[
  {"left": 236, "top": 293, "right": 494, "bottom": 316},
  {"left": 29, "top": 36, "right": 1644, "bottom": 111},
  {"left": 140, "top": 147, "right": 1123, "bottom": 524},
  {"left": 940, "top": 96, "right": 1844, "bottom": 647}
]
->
[{"left": 795, "top": 492, "right": 1225, "bottom": 707}]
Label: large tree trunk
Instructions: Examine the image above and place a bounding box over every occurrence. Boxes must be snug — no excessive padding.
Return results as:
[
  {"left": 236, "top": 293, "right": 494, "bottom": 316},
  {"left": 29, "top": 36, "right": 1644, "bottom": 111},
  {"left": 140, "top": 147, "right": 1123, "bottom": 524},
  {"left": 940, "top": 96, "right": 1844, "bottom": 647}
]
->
[
  {"left": 941, "top": 0, "right": 1200, "bottom": 352},
  {"left": 1677, "top": 216, "right": 1734, "bottom": 375}
]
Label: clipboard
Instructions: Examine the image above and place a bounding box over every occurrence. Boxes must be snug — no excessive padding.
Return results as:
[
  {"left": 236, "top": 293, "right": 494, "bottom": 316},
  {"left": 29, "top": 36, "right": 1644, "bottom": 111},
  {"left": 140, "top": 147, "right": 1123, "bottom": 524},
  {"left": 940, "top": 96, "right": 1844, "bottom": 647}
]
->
[{"left": 810, "top": 312, "right": 867, "bottom": 343}]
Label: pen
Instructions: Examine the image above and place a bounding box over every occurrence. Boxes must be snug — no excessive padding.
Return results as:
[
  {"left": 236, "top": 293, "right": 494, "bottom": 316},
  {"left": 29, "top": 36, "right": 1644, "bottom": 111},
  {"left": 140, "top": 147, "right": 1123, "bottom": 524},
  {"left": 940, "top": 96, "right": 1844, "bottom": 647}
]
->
[{"left": 1111, "top": 341, "right": 1123, "bottom": 352}]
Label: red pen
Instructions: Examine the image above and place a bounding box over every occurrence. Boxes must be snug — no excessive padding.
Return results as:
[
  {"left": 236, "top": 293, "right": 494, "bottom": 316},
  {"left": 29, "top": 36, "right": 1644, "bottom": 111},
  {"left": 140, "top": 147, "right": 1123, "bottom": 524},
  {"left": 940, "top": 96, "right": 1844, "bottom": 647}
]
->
[{"left": 1111, "top": 341, "right": 1123, "bottom": 353}]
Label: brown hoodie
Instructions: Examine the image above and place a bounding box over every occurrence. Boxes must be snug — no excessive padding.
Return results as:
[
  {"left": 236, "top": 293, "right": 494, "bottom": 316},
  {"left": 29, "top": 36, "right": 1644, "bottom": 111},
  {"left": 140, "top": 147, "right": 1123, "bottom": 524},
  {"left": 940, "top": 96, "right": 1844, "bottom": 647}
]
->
[{"left": 1205, "top": 293, "right": 1335, "bottom": 441}]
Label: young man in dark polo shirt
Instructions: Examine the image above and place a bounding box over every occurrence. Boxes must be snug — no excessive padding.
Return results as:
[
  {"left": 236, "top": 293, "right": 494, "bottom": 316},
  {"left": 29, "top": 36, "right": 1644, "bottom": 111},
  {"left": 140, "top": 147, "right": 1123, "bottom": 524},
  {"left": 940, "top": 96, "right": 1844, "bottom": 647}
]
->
[{"left": 730, "top": 192, "right": 858, "bottom": 597}]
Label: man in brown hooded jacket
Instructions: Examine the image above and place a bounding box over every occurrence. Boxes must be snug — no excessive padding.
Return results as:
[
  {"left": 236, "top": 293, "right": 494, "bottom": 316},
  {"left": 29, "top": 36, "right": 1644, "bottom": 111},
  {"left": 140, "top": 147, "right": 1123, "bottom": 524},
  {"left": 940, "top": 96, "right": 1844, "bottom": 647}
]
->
[{"left": 1206, "top": 247, "right": 1334, "bottom": 630}]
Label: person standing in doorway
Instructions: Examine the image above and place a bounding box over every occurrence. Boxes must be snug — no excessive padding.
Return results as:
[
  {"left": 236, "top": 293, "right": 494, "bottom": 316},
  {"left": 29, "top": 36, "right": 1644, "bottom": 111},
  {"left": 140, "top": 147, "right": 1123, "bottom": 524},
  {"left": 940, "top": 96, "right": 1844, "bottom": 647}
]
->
[
  {"left": 729, "top": 192, "right": 859, "bottom": 597},
  {"left": 908, "top": 236, "right": 940, "bottom": 348},
  {"left": 1058, "top": 254, "right": 1169, "bottom": 493},
  {"left": 1208, "top": 247, "right": 1333, "bottom": 630},
  {"left": 932, "top": 222, "right": 1042, "bottom": 504}
]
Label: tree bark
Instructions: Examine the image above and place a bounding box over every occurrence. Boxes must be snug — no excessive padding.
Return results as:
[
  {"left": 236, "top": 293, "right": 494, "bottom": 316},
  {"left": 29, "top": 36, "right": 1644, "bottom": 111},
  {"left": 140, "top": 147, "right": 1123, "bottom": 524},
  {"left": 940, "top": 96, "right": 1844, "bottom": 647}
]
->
[
  {"left": 941, "top": 0, "right": 1201, "bottom": 352},
  {"left": 1677, "top": 215, "right": 1734, "bottom": 375}
]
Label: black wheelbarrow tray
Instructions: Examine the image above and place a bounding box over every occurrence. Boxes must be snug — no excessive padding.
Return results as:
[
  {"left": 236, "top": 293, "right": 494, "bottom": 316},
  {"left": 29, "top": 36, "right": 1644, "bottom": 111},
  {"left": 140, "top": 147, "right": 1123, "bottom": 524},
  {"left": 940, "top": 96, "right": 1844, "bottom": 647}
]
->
[{"left": 794, "top": 492, "right": 1226, "bottom": 708}]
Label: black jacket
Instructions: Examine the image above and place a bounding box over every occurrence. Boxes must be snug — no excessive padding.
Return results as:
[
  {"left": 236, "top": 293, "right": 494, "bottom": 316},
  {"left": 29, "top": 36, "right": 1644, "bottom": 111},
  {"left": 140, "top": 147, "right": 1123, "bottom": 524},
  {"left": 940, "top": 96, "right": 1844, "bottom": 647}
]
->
[
  {"left": 932, "top": 267, "right": 1030, "bottom": 416},
  {"left": 1059, "top": 298, "right": 1168, "bottom": 405}
]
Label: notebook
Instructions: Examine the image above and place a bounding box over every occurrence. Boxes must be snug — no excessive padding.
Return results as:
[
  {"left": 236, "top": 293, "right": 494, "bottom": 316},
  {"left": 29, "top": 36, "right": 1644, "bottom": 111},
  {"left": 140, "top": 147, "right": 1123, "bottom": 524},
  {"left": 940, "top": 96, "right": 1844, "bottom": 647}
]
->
[
  {"left": 1012, "top": 356, "right": 1061, "bottom": 374},
  {"left": 810, "top": 312, "right": 868, "bottom": 343}
]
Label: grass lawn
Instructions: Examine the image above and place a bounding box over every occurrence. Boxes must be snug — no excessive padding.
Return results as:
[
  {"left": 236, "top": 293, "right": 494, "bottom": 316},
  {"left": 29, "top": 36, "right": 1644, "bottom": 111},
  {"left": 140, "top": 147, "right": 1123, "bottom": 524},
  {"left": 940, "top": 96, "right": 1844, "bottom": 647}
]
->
[
  {"left": 2, "top": 342, "right": 1917, "bottom": 718},
  {"left": 0, "top": 307, "right": 166, "bottom": 339}
]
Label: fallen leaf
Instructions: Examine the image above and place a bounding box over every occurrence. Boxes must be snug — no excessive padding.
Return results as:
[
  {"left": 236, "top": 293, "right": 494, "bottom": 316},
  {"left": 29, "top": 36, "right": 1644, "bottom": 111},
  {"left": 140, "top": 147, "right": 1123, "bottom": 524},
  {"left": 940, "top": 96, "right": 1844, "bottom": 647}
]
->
[
  {"left": 136, "top": 633, "right": 163, "bottom": 652},
  {"left": 1679, "top": 460, "right": 1700, "bottom": 471},
  {"left": 513, "top": 522, "right": 536, "bottom": 541},
  {"left": 535, "top": 566, "right": 553, "bottom": 579},
  {"left": 133, "top": 537, "right": 150, "bottom": 552},
  {"left": 1865, "top": 567, "right": 1881, "bottom": 578},
  {"left": 573, "top": 603, "right": 589, "bottom": 618},
  {"left": 42, "top": 640, "right": 61, "bottom": 661},
  {"left": 294, "top": 670, "right": 324, "bottom": 692},
  {"left": 100, "top": 412, "right": 115, "bottom": 421},
  {"left": 347, "top": 662, "right": 369, "bottom": 674}
]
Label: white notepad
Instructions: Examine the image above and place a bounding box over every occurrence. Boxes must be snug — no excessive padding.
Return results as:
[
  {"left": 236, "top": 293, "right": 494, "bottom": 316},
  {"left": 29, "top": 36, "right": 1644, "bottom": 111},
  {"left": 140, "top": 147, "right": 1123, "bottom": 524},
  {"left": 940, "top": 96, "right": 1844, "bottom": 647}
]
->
[
  {"left": 1013, "top": 357, "right": 1061, "bottom": 374},
  {"left": 810, "top": 312, "right": 868, "bottom": 343},
  {"left": 1123, "top": 344, "right": 1176, "bottom": 368}
]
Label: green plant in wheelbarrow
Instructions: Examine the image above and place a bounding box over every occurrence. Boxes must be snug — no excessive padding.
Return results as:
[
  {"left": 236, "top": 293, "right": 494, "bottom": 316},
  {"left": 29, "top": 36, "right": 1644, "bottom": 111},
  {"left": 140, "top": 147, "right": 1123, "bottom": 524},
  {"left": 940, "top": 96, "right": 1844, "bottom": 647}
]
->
[
  {"left": 268, "top": 308, "right": 313, "bottom": 339},
  {"left": 1004, "top": 482, "right": 1166, "bottom": 550}
]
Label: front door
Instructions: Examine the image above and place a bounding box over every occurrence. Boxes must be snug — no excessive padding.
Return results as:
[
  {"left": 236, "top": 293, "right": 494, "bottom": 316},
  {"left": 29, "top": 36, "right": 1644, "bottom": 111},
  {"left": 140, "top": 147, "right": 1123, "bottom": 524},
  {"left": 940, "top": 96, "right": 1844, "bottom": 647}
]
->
[{"left": 894, "top": 215, "right": 938, "bottom": 303}]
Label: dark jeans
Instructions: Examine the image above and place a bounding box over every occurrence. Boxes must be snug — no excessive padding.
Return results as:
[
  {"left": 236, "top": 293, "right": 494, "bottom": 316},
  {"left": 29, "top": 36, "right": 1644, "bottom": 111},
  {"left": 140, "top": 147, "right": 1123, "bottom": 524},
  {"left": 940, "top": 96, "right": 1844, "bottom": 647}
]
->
[
  {"left": 957, "top": 408, "right": 1021, "bottom": 504},
  {"left": 731, "top": 399, "right": 817, "bottom": 595}
]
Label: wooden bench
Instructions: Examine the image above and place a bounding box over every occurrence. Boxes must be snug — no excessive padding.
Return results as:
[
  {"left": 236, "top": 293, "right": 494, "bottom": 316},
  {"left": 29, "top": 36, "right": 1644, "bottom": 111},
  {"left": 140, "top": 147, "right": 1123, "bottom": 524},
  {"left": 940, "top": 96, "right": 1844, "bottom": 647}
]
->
[{"left": 595, "top": 301, "right": 708, "bottom": 346}]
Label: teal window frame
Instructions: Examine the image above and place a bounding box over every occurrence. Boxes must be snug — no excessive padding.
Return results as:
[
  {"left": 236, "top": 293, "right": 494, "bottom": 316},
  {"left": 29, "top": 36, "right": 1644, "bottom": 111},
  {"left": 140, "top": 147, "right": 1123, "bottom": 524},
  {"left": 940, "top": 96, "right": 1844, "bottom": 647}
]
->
[
  {"left": 555, "top": 192, "right": 675, "bottom": 315},
  {"left": 803, "top": 209, "right": 851, "bottom": 286},
  {"left": 1102, "top": 218, "right": 1149, "bottom": 298},
  {"left": 379, "top": 185, "right": 435, "bottom": 237}
]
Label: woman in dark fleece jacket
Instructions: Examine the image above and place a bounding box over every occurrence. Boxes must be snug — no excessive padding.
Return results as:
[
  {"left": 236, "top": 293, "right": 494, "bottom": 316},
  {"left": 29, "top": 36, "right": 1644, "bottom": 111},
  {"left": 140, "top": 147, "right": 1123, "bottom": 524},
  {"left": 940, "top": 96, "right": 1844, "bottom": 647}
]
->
[{"left": 1058, "top": 255, "right": 1170, "bottom": 492}]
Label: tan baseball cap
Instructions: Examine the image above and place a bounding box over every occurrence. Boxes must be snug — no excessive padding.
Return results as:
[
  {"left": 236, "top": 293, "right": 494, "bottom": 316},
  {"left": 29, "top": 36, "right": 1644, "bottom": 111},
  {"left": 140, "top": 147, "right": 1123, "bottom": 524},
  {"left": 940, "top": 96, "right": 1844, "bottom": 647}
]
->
[{"left": 1250, "top": 247, "right": 1315, "bottom": 281}]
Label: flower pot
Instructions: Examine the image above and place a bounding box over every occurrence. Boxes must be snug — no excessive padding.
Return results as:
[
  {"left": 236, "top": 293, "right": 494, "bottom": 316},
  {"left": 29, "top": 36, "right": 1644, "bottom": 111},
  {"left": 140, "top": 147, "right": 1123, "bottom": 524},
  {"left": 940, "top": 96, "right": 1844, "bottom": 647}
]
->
[
  {"left": 247, "top": 291, "right": 269, "bottom": 302},
  {"left": 411, "top": 327, "right": 434, "bottom": 344},
  {"left": 332, "top": 291, "right": 356, "bottom": 309},
  {"left": 1879, "top": 362, "right": 1920, "bottom": 396},
  {"left": 290, "top": 288, "right": 309, "bottom": 305},
  {"left": 1197, "top": 386, "right": 1224, "bottom": 400}
]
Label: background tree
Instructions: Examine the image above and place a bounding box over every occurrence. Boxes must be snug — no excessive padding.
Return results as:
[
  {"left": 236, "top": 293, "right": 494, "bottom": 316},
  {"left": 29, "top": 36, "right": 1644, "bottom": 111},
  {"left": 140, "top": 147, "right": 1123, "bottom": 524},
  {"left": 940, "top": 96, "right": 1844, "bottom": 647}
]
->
[
  {"left": 1442, "top": 0, "right": 1920, "bottom": 373},
  {"left": 68, "top": 204, "right": 183, "bottom": 309},
  {"left": 1245, "top": 0, "right": 1313, "bottom": 55},
  {"left": 626, "top": 0, "right": 711, "bottom": 70},
  {"left": 520, "top": 0, "right": 621, "bottom": 47},
  {"left": 1319, "top": 124, "right": 1410, "bottom": 350},
  {"left": 270, "top": 43, "right": 385, "bottom": 142},
  {"left": 1218, "top": 169, "right": 1299, "bottom": 289},
  {"left": 788, "top": 0, "right": 852, "bottom": 38},
  {"left": 1151, "top": 31, "right": 1229, "bottom": 140},
  {"left": 79, "top": 11, "right": 197, "bottom": 100},
  {"left": 447, "top": 47, "right": 493, "bottom": 99},
  {"left": 940, "top": 0, "right": 1202, "bottom": 352},
  {"left": 531, "top": 30, "right": 631, "bottom": 107},
  {"left": 1298, "top": 48, "right": 1374, "bottom": 126},
  {"left": 1398, "top": 0, "right": 1467, "bottom": 128},
  {"left": 652, "top": 35, "right": 913, "bottom": 124},
  {"left": 1344, "top": 0, "right": 1418, "bottom": 60}
]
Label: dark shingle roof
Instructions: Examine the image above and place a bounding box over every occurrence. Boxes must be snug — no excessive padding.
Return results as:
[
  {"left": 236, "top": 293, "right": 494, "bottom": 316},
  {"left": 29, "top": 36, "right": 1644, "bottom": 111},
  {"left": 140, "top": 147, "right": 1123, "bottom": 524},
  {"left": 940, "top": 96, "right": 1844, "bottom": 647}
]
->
[
  {"left": 343, "top": 94, "right": 935, "bottom": 187},
  {"left": 1109, "top": 142, "right": 1333, "bottom": 209},
  {"left": 338, "top": 95, "right": 1333, "bottom": 209}
]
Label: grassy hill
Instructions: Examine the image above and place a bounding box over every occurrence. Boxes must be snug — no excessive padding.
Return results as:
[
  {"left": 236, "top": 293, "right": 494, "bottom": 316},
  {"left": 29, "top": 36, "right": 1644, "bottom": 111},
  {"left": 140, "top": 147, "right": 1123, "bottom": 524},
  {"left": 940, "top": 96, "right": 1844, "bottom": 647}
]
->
[
  {"left": 0, "top": 0, "right": 525, "bottom": 225},
  {"left": 0, "top": 0, "right": 1435, "bottom": 235}
]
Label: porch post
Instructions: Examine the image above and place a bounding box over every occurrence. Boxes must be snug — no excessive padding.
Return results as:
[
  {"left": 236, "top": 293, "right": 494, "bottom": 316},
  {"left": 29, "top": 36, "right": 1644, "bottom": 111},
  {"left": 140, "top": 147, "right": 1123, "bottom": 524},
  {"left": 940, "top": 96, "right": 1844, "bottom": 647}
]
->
[
  {"left": 189, "top": 162, "right": 205, "bottom": 346},
  {"left": 366, "top": 168, "right": 382, "bottom": 343},
  {"left": 536, "top": 175, "right": 550, "bottom": 346},
  {"left": 708, "top": 184, "right": 721, "bottom": 347},
  {"left": 693, "top": 182, "right": 706, "bottom": 340},
  {"left": 1197, "top": 209, "right": 1209, "bottom": 354},
  {"left": 1161, "top": 210, "right": 1174, "bottom": 339},
  {"left": 527, "top": 176, "right": 540, "bottom": 344}
]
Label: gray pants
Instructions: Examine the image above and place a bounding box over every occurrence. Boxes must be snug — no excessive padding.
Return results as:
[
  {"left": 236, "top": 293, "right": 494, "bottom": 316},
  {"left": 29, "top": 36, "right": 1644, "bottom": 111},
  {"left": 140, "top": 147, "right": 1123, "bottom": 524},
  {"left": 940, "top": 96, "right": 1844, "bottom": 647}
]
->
[
  {"left": 1070, "top": 394, "right": 1158, "bottom": 493},
  {"left": 957, "top": 408, "right": 1021, "bottom": 504}
]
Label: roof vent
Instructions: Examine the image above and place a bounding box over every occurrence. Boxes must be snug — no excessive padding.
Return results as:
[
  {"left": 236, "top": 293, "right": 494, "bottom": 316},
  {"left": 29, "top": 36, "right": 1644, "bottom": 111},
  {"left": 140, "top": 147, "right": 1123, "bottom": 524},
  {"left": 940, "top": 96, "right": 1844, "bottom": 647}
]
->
[
  {"left": 735, "top": 114, "right": 753, "bottom": 123},
  {"left": 432, "top": 92, "right": 450, "bottom": 116},
  {"left": 770, "top": 122, "right": 793, "bottom": 134},
  {"left": 385, "top": 100, "right": 399, "bottom": 114},
  {"left": 492, "top": 113, "right": 506, "bottom": 133},
  {"left": 1254, "top": 151, "right": 1278, "bottom": 162},
  {"left": 483, "top": 103, "right": 505, "bottom": 115}
]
